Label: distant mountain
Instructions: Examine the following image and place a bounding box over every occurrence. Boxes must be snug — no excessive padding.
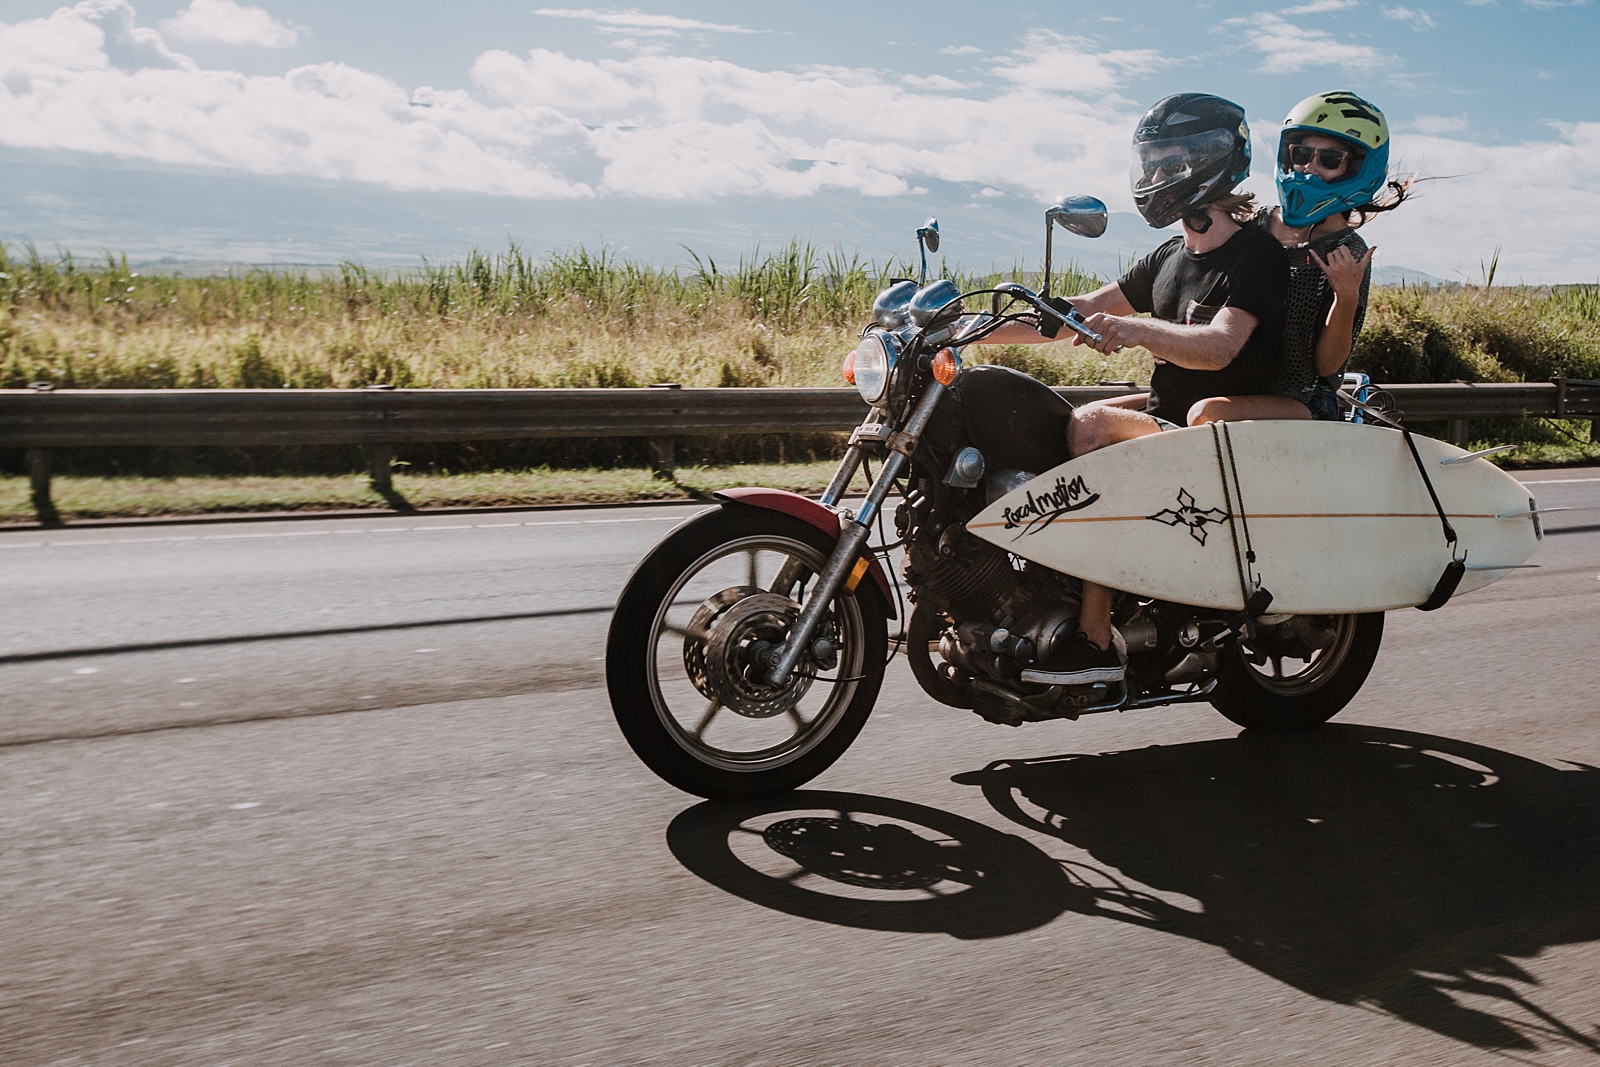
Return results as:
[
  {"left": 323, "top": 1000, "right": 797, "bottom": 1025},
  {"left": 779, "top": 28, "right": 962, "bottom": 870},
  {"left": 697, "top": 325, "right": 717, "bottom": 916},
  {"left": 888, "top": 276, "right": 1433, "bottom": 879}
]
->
[
  {"left": 0, "top": 149, "right": 1158, "bottom": 282},
  {"left": 1372, "top": 265, "right": 1447, "bottom": 286},
  {"left": 1, "top": 150, "right": 1478, "bottom": 292}
]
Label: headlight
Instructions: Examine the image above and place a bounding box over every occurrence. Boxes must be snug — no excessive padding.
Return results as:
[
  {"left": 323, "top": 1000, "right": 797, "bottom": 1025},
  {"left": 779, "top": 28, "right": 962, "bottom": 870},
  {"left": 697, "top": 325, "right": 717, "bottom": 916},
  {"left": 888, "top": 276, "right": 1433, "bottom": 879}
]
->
[{"left": 853, "top": 331, "right": 896, "bottom": 405}]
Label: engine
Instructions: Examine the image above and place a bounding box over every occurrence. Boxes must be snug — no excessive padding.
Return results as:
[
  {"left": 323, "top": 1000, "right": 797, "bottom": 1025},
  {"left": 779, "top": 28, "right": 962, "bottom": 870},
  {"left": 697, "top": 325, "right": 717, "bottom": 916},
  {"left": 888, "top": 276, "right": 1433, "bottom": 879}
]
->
[{"left": 898, "top": 479, "right": 1098, "bottom": 725}]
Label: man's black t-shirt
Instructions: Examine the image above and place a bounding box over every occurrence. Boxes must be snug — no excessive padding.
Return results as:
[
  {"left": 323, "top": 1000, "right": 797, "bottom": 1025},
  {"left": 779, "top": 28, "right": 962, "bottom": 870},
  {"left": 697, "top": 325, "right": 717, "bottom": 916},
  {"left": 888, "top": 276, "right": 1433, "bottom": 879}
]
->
[{"left": 1116, "top": 224, "right": 1289, "bottom": 424}]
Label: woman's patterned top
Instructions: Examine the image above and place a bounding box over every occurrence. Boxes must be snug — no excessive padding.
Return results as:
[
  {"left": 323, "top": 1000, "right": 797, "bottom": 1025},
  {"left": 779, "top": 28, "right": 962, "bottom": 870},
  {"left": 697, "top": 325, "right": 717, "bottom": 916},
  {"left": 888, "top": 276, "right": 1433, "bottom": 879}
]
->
[{"left": 1253, "top": 212, "right": 1371, "bottom": 405}]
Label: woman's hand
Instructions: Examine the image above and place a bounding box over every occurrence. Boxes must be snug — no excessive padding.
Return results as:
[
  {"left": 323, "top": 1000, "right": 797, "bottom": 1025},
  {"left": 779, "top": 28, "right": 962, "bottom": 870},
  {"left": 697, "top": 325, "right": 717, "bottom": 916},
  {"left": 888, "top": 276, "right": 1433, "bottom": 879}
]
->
[{"left": 1310, "top": 243, "right": 1376, "bottom": 305}]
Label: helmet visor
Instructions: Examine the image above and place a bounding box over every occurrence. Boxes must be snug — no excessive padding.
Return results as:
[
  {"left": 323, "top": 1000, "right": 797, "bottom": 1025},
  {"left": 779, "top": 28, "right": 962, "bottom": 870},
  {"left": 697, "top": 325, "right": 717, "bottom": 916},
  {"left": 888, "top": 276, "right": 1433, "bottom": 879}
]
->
[{"left": 1130, "top": 129, "right": 1236, "bottom": 196}]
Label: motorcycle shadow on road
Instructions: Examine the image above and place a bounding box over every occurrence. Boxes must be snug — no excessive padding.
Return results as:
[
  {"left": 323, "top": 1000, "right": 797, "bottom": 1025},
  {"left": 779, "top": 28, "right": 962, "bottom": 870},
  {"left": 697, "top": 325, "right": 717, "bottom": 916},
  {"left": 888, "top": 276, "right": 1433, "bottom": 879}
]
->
[
  {"left": 956, "top": 723, "right": 1600, "bottom": 1055},
  {"left": 666, "top": 790, "right": 1080, "bottom": 940},
  {"left": 666, "top": 725, "right": 1600, "bottom": 1055}
]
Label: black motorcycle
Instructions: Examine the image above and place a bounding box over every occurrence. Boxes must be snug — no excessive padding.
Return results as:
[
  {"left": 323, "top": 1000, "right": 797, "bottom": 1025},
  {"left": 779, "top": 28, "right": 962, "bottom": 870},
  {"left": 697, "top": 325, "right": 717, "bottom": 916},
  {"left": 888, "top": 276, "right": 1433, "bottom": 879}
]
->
[{"left": 606, "top": 201, "right": 1383, "bottom": 798}]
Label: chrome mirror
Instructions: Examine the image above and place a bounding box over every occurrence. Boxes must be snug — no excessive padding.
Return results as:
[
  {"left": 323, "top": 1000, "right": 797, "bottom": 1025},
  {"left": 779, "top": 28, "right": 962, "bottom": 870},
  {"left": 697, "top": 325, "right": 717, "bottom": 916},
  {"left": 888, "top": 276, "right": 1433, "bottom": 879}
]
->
[
  {"left": 1048, "top": 196, "right": 1108, "bottom": 239},
  {"left": 915, "top": 217, "right": 940, "bottom": 283},
  {"left": 1041, "top": 195, "right": 1107, "bottom": 298}
]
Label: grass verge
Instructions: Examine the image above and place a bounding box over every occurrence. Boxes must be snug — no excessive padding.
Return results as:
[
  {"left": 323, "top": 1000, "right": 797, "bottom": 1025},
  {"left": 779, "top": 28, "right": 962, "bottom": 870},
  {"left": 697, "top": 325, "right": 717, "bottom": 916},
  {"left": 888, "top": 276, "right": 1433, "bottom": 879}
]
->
[
  {"left": 3, "top": 426, "right": 1595, "bottom": 526},
  {"left": 0, "top": 461, "right": 877, "bottom": 525}
]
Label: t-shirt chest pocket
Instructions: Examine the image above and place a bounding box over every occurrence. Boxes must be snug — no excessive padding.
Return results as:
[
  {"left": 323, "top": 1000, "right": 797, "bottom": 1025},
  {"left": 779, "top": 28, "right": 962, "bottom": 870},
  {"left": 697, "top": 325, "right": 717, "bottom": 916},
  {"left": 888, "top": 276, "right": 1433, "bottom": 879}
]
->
[{"left": 1185, "top": 300, "right": 1223, "bottom": 326}]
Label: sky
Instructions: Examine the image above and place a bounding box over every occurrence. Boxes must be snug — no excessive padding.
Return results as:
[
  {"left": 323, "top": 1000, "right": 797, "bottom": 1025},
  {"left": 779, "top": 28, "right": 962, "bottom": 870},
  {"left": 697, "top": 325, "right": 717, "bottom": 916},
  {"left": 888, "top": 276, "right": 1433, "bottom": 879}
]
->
[{"left": 0, "top": 0, "right": 1596, "bottom": 281}]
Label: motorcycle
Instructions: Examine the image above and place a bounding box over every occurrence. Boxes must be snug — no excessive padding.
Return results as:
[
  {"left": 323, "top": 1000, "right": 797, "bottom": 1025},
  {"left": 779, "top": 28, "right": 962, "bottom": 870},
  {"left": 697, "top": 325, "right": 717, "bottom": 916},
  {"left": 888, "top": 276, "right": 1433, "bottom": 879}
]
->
[{"left": 606, "top": 199, "right": 1384, "bottom": 799}]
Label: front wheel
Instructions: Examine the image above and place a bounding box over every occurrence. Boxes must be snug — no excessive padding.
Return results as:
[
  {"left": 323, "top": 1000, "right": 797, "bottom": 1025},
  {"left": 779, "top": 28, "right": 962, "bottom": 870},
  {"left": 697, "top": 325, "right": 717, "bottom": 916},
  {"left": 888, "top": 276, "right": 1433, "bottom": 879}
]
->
[
  {"left": 606, "top": 506, "right": 889, "bottom": 799},
  {"left": 1210, "top": 612, "right": 1384, "bottom": 732}
]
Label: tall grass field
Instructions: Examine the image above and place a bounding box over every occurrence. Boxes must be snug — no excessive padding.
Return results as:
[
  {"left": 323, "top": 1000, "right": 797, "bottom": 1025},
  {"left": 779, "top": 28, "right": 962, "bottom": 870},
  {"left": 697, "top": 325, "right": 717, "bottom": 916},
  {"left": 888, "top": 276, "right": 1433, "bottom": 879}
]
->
[
  {"left": 5, "top": 240, "right": 1598, "bottom": 391},
  {"left": 2, "top": 240, "right": 1597, "bottom": 496}
]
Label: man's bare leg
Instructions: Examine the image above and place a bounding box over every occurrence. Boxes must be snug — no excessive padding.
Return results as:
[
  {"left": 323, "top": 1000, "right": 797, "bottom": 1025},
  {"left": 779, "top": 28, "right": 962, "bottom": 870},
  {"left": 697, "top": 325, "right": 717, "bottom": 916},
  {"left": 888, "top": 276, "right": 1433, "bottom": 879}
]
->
[{"left": 1066, "top": 403, "right": 1165, "bottom": 651}]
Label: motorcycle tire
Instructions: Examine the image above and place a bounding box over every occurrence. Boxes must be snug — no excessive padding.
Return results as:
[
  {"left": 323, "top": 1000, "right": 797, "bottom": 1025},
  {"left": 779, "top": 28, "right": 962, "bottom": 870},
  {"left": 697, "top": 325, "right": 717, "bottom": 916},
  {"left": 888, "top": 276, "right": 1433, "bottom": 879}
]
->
[
  {"left": 1210, "top": 611, "right": 1384, "bottom": 733},
  {"left": 606, "top": 505, "right": 889, "bottom": 799}
]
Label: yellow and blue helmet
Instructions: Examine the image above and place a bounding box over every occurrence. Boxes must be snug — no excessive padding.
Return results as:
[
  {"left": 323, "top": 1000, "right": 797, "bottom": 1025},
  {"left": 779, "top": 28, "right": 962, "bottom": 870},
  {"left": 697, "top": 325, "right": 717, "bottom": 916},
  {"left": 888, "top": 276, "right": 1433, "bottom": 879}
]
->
[{"left": 1276, "top": 90, "right": 1390, "bottom": 228}]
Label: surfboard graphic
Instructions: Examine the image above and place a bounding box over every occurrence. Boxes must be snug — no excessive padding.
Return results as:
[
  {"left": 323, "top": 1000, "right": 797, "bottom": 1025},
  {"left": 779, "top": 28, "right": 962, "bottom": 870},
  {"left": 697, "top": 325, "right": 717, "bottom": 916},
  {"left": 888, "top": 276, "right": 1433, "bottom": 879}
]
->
[{"left": 966, "top": 421, "right": 1543, "bottom": 614}]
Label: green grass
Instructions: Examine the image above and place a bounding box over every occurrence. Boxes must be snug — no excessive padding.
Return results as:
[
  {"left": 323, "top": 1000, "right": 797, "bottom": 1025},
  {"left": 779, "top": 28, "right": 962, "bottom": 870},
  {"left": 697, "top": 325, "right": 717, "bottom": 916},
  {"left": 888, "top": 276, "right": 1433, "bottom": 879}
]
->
[
  {"left": 4, "top": 242, "right": 1597, "bottom": 522},
  {"left": 6, "top": 424, "right": 1593, "bottom": 525},
  {"left": 0, "top": 461, "right": 879, "bottom": 524},
  {"left": 1353, "top": 282, "right": 1600, "bottom": 383},
  {"left": 0, "top": 241, "right": 1126, "bottom": 392}
]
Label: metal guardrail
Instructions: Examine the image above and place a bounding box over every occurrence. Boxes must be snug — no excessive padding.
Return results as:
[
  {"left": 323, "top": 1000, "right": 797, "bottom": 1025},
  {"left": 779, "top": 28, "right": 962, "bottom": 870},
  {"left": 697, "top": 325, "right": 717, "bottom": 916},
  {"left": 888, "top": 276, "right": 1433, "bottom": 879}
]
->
[{"left": 3, "top": 380, "right": 1596, "bottom": 525}]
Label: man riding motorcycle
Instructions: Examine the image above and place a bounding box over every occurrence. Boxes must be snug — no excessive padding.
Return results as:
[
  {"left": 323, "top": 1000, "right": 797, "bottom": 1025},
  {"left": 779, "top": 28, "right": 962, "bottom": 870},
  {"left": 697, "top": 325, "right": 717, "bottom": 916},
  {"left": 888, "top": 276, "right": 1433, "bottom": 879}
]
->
[{"left": 975, "top": 93, "right": 1291, "bottom": 685}]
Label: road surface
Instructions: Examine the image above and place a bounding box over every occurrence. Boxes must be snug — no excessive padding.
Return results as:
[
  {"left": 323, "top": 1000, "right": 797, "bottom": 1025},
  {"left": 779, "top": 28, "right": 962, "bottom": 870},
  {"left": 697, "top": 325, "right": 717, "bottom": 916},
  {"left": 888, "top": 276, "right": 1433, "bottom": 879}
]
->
[{"left": 2, "top": 470, "right": 1598, "bottom": 1065}]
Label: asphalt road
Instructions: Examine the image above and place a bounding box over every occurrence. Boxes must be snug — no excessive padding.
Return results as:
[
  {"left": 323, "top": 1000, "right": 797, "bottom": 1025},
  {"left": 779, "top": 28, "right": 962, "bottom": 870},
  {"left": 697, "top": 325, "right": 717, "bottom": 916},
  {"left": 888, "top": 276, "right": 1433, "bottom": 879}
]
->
[{"left": 2, "top": 469, "right": 1599, "bottom": 1066}]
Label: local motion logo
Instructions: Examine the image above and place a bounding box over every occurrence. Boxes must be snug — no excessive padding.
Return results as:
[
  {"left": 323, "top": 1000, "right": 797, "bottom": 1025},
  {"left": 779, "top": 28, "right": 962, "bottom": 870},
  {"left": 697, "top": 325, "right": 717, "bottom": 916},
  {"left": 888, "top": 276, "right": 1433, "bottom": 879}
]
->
[{"left": 1003, "top": 475, "right": 1100, "bottom": 536}]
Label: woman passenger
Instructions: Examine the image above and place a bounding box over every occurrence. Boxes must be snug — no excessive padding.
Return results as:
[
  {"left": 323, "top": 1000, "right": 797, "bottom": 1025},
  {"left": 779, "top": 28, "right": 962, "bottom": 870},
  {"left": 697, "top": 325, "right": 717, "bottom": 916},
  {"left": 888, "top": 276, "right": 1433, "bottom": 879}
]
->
[{"left": 1189, "top": 89, "right": 1409, "bottom": 425}]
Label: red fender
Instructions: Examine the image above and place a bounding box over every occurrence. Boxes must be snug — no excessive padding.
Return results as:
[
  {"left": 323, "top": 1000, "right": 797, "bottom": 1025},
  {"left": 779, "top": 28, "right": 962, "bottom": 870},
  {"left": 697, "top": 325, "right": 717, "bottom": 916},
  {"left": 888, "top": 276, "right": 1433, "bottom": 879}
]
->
[{"left": 712, "top": 487, "right": 897, "bottom": 618}]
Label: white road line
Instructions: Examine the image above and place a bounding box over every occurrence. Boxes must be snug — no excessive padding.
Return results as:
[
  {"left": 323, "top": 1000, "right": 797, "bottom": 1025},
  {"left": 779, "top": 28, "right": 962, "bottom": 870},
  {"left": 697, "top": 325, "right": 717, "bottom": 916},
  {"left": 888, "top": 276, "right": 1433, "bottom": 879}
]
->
[
  {"left": 1, "top": 512, "right": 687, "bottom": 550},
  {"left": 1519, "top": 477, "right": 1600, "bottom": 485}
]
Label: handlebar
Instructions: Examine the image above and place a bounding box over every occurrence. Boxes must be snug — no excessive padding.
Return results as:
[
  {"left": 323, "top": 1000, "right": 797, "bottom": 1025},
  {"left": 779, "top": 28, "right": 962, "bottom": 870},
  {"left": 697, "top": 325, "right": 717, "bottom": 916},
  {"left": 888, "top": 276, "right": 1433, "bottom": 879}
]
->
[{"left": 989, "top": 282, "right": 1103, "bottom": 344}]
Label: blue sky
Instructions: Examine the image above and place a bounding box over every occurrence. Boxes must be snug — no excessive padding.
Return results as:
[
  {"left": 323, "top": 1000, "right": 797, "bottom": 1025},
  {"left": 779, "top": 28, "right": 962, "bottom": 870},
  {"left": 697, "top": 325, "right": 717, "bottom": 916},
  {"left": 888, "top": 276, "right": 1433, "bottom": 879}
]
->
[{"left": 1, "top": 1, "right": 1596, "bottom": 280}]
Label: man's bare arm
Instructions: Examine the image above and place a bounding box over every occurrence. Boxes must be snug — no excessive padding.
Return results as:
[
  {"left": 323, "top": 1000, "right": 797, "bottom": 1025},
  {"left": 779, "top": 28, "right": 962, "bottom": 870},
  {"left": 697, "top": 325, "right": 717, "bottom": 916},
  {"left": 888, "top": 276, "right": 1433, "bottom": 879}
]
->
[
  {"left": 1076, "top": 306, "right": 1258, "bottom": 371},
  {"left": 978, "top": 282, "right": 1135, "bottom": 346}
]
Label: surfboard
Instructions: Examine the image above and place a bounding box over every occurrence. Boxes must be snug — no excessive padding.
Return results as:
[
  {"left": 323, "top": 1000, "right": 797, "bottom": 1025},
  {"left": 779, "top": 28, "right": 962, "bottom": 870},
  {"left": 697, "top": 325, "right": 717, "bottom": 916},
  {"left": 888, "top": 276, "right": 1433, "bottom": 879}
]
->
[{"left": 965, "top": 421, "right": 1543, "bottom": 614}]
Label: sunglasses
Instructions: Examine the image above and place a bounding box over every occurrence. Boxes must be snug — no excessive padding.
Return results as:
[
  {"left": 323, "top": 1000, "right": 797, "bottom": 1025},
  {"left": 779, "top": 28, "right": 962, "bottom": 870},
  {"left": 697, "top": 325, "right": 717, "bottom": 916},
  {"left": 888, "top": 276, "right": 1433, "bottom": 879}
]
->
[
  {"left": 1285, "top": 144, "right": 1352, "bottom": 172},
  {"left": 1139, "top": 155, "right": 1191, "bottom": 180}
]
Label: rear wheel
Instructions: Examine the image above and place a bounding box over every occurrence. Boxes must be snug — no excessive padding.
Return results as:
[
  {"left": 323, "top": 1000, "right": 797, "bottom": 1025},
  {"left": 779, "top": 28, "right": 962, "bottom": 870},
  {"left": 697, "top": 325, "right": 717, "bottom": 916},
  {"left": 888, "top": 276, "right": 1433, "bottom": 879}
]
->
[
  {"left": 1210, "top": 612, "right": 1384, "bottom": 732},
  {"left": 606, "top": 506, "right": 889, "bottom": 799}
]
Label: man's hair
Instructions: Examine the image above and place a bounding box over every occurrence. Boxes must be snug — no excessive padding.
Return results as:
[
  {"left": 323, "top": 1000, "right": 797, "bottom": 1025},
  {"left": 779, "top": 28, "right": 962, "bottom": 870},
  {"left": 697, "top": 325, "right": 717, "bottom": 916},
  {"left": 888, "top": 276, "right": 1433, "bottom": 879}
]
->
[{"left": 1211, "top": 192, "right": 1258, "bottom": 223}]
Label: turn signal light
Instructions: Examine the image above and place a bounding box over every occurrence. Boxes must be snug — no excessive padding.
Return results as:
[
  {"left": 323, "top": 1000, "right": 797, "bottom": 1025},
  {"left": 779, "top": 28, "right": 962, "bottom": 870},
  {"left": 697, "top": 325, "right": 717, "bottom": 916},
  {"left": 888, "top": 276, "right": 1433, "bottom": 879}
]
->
[
  {"left": 842, "top": 349, "right": 856, "bottom": 384},
  {"left": 931, "top": 347, "right": 959, "bottom": 386}
]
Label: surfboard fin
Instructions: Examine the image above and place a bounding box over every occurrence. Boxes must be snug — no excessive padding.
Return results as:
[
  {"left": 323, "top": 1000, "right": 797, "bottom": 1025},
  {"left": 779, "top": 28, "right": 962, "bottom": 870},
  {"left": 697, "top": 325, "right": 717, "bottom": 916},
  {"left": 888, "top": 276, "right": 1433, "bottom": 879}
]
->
[{"left": 1416, "top": 559, "right": 1466, "bottom": 612}]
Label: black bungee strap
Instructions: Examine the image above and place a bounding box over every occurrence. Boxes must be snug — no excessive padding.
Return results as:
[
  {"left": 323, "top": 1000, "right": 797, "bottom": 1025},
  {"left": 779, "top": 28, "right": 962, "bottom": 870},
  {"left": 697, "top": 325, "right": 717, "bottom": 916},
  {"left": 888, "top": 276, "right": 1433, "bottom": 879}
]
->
[
  {"left": 1210, "top": 422, "right": 1274, "bottom": 618},
  {"left": 1338, "top": 390, "right": 1466, "bottom": 611}
]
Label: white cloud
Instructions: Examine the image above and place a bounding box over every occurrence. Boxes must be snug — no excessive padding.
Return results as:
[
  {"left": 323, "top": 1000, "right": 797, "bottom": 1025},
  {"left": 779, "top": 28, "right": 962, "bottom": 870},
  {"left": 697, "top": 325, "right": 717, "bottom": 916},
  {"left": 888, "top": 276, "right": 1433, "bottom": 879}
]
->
[
  {"left": 1411, "top": 113, "right": 1467, "bottom": 133},
  {"left": 937, "top": 45, "right": 981, "bottom": 56},
  {"left": 901, "top": 73, "right": 965, "bottom": 90},
  {"left": 1279, "top": 0, "right": 1362, "bottom": 13},
  {"left": 532, "top": 8, "right": 760, "bottom": 34},
  {"left": 1522, "top": 0, "right": 1590, "bottom": 7},
  {"left": 4, "top": 2, "right": 1599, "bottom": 279},
  {"left": 159, "top": 0, "right": 297, "bottom": 48},
  {"left": 993, "top": 30, "right": 1172, "bottom": 95},
  {"left": 1364, "top": 124, "right": 1600, "bottom": 280},
  {"left": 1225, "top": 13, "right": 1392, "bottom": 72},
  {"left": 0, "top": 0, "right": 195, "bottom": 82},
  {"left": 1381, "top": 5, "right": 1439, "bottom": 27},
  {"left": 0, "top": 5, "right": 584, "bottom": 197},
  {"left": 0, "top": 3, "right": 1138, "bottom": 207}
]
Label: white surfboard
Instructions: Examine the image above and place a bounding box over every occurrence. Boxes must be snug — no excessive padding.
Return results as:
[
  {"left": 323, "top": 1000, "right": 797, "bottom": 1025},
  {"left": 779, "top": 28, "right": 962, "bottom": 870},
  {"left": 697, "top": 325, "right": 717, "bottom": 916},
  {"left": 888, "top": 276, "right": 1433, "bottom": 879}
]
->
[{"left": 966, "top": 421, "right": 1543, "bottom": 614}]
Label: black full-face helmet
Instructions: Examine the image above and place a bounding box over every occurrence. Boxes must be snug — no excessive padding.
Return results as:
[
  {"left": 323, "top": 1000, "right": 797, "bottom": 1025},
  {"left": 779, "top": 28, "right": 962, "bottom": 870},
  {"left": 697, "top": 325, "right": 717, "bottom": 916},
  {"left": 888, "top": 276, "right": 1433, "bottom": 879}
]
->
[{"left": 1130, "top": 93, "right": 1252, "bottom": 229}]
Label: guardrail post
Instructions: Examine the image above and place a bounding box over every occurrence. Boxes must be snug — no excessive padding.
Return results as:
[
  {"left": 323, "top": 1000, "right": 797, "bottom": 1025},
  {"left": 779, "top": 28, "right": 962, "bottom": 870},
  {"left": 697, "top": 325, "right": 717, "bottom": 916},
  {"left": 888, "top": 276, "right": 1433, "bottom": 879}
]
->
[
  {"left": 26, "top": 448, "right": 61, "bottom": 527},
  {"left": 1447, "top": 419, "right": 1470, "bottom": 447},
  {"left": 647, "top": 436, "right": 675, "bottom": 481},
  {"left": 365, "top": 444, "right": 394, "bottom": 494}
]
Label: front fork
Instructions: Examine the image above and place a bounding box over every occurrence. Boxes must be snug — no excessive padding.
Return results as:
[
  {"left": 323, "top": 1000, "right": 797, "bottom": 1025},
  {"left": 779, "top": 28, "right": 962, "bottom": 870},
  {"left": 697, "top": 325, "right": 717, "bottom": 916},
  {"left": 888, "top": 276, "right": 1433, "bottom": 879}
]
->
[{"left": 766, "top": 381, "right": 946, "bottom": 686}]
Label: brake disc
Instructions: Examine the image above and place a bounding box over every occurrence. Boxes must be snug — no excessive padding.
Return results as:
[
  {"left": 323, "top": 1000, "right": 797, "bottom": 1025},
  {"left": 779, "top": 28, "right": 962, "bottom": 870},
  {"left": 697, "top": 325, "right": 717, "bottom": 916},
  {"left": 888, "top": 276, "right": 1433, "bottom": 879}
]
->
[
  {"left": 702, "top": 592, "right": 815, "bottom": 718},
  {"left": 682, "top": 587, "right": 761, "bottom": 701}
]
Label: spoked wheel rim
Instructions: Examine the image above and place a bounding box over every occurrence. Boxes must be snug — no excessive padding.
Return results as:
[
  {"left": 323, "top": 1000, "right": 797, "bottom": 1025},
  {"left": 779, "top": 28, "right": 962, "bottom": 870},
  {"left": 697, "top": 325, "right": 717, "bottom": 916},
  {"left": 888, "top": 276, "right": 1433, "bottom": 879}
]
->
[
  {"left": 645, "top": 534, "right": 868, "bottom": 774},
  {"left": 1237, "top": 613, "right": 1359, "bottom": 697}
]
